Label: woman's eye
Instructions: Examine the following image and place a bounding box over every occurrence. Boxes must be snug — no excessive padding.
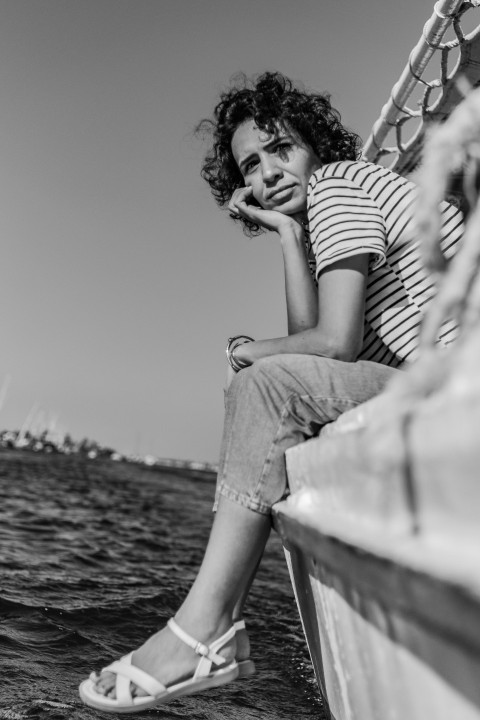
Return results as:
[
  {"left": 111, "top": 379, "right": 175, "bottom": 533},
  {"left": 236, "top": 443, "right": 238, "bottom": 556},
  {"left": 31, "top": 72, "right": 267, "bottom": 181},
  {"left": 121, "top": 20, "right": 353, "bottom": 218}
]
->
[
  {"left": 244, "top": 160, "right": 257, "bottom": 174},
  {"left": 275, "top": 142, "right": 292, "bottom": 158}
]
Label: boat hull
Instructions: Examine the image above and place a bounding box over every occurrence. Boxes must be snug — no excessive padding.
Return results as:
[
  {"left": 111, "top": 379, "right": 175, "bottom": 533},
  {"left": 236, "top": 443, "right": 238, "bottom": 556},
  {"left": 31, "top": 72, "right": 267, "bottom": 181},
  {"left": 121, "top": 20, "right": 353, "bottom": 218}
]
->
[{"left": 274, "top": 385, "right": 480, "bottom": 720}]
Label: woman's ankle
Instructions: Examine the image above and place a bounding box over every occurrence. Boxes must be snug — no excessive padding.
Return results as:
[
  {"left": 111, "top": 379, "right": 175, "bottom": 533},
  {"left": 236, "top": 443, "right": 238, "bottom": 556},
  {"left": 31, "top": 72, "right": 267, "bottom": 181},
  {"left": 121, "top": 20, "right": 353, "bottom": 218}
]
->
[{"left": 174, "top": 607, "right": 233, "bottom": 643}]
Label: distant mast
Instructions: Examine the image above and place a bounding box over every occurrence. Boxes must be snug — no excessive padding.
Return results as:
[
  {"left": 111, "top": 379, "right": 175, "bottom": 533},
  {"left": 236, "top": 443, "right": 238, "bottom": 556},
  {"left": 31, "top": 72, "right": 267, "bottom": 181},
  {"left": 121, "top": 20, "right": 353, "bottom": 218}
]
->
[{"left": 16, "top": 403, "right": 39, "bottom": 447}]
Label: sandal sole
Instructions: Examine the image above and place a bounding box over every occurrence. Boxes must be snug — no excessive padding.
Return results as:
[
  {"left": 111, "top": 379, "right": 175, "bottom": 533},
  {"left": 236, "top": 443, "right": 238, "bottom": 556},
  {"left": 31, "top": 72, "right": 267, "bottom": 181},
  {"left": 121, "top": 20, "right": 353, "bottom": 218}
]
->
[{"left": 79, "top": 663, "right": 239, "bottom": 714}]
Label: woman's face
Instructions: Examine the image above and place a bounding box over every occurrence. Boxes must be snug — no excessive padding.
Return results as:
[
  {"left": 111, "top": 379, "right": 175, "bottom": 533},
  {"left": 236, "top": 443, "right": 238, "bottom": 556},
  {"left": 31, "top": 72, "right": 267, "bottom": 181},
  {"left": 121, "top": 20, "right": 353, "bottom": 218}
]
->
[{"left": 231, "top": 118, "right": 321, "bottom": 216}]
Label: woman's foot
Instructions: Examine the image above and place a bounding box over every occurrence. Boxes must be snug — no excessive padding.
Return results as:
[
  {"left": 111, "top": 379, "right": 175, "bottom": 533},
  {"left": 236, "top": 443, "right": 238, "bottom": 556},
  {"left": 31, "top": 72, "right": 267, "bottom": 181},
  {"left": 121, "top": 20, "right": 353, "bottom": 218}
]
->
[{"left": 92, "top": 616, "right": 237, "bottom": 700}]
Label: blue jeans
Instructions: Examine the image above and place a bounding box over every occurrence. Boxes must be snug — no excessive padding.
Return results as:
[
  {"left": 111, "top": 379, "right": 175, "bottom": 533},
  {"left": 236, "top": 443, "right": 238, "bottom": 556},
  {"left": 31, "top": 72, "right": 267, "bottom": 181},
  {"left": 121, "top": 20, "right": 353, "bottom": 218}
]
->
[{"left": 215, "top": 354, "right": 398, "bottom": 515}]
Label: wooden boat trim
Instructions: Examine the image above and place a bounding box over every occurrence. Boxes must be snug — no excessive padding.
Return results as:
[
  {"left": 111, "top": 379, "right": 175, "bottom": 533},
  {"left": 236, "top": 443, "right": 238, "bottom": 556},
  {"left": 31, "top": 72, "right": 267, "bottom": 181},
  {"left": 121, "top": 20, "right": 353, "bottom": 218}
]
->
[{"left": 273, "top": 500, "right": 480, "bottom": 655}]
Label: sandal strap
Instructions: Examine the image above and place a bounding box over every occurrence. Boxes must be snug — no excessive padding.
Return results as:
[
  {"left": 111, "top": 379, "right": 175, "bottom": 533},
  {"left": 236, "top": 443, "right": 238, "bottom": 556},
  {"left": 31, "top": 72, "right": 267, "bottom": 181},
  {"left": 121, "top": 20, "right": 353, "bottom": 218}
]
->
[
  {"left": 168, "top": 618, "right": 235, "bottom": 670},
  {"left": 234, "top": 619, "right": 246, "bottom": 631},
  {"left": 105, "top": 652, "right": 166, "bottom": 703}
]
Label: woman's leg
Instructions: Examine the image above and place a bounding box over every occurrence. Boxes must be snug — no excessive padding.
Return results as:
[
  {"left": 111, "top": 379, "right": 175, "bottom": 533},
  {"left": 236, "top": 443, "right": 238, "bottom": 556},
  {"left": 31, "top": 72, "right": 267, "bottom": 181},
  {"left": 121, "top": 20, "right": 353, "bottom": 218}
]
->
[
  {"left": 95, "top": 496, "right": 271, "bottom": 697},
  {"left": 232, "top": 557, "right": 263, "bottom": 665},
  {"left": 94, "top": 355, "right": 397, "bottom": 698},
  {"left": 215, "top": 354, "right": 398, "bottom": 513},
  {"left": 217, "top": 354, "right": 399, "bottom": 666}
]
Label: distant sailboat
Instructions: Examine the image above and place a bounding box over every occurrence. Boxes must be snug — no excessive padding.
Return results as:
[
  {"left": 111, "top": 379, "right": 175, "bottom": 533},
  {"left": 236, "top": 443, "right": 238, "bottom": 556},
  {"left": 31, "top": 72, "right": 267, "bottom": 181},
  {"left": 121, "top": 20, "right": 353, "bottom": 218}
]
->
[{"left": 16, "top": 402, "right": 39, "bottom": 448}]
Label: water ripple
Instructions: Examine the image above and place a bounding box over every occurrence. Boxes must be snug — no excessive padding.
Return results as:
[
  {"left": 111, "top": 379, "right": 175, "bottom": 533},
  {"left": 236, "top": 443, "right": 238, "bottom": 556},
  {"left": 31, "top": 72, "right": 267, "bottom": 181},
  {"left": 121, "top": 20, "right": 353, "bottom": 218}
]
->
[{"left": 0, "top": 450, "right": 325, "bottom": 719}]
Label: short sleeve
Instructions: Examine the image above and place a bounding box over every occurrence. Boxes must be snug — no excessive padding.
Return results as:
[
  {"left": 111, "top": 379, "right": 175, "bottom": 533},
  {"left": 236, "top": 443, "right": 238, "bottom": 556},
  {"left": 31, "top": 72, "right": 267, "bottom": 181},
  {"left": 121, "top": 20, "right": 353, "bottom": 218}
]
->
[{"left": 307, "top": 172, "right": 387, "bottom": 279}]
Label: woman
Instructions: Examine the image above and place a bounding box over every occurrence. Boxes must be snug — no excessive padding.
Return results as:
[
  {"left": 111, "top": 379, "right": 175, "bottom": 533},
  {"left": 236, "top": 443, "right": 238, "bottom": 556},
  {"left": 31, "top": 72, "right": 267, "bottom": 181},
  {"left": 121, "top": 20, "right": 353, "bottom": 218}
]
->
[{"left": 79, "top": 72, "right": 463, "bottom": 712}]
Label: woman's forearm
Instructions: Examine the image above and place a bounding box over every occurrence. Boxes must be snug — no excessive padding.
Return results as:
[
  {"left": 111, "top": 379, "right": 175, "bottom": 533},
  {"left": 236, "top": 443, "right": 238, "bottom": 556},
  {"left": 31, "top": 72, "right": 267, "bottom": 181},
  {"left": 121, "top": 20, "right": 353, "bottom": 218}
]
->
[
  {"left": 234, "top": 255, "right": 370, "bottom": 367},
  {"left": 234, "top": 328, "right": 358, "bottom": 366},
  {"left": 280, "top": 226, "right": 318, "bottom": 334}
]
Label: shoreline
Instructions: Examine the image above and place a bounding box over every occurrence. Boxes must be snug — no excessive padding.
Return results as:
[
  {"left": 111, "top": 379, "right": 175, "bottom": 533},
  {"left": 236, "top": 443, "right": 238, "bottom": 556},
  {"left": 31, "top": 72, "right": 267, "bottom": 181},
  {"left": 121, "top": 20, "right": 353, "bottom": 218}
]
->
[{"left": 0, "top": 428, "right": 218, "bottom": 477}]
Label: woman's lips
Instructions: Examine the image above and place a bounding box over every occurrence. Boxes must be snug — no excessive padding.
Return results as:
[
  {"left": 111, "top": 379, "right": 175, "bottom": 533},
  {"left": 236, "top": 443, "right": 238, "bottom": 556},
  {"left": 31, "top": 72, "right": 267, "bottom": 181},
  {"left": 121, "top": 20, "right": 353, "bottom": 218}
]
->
[{"left": 266, "top": 184, "right": 295, "bottom": 202}]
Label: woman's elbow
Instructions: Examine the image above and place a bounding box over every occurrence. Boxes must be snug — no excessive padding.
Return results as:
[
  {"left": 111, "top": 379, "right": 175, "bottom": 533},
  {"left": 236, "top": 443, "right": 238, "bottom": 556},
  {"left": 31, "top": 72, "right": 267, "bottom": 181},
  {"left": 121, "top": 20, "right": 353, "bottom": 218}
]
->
[
  {"left": 332, "top": 347, "right": 360, "bottom": 363},
  {"left": 319, "top": 334, "right": 362, "bottom": 363}
]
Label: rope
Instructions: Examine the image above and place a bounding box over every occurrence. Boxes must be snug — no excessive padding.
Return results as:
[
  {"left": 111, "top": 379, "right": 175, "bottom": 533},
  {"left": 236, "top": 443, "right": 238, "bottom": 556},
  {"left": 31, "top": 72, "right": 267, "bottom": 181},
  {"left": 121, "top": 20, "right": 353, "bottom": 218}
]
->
[{"left": 362, "top": 0, "right": 480, "bottom": 173}]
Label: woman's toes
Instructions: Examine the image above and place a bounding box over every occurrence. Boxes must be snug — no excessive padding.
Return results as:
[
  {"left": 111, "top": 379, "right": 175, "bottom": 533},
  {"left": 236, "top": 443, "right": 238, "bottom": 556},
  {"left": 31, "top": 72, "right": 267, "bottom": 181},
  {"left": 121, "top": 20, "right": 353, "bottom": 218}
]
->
[
  {"left": 130, "top": 683, "right": 146, "bottom": 699},
  {"left": 94, "top": 671, "right": 116, "bottom": 696},
  {"left": 94, "top": 670, "right": 144, "bottom": 700}
]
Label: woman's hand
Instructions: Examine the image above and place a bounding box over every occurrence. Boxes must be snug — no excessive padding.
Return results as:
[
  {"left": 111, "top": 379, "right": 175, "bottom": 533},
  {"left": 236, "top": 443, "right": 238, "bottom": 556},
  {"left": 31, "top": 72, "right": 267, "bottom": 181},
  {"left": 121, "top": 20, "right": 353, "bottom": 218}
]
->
[{"left": 228, "top": 186, "right": 302, "bottom": 236}]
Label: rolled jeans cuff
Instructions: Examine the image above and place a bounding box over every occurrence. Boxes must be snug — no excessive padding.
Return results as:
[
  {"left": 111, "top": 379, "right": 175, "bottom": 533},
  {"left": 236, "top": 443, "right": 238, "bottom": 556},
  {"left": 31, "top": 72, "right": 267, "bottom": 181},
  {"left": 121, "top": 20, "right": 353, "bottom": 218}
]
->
[{"left": 213, "top": 482, "right": 277, "bottom": 515}]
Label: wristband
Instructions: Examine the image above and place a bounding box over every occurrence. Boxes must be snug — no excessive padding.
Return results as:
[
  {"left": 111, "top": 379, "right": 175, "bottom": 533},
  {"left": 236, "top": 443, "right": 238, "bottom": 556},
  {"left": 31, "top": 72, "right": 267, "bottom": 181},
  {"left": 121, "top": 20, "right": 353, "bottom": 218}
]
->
[{"left": 226, "top": 335, "right": 255, "bottom": 373}]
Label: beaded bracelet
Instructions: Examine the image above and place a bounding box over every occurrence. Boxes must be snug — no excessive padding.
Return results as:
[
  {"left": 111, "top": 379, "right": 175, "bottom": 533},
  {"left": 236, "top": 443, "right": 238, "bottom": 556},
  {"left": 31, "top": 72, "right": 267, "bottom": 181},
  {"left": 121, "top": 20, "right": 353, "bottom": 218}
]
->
[{"left": 226, "top": 335, "right": 255, "bottom": 373}]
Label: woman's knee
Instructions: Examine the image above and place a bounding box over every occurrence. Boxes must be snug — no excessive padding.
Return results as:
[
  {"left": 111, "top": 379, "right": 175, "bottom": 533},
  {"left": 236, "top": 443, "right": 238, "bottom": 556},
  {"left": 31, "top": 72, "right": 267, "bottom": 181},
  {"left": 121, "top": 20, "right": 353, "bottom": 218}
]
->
[
  {"left": 225, "top": 361, "right": 265, "bottom": 406},
  {"left": 224, "top": 355, "right": 301, "bottom": 413},
  {"left": 226, "top": 355, "right": 284, "bottom": 392}
]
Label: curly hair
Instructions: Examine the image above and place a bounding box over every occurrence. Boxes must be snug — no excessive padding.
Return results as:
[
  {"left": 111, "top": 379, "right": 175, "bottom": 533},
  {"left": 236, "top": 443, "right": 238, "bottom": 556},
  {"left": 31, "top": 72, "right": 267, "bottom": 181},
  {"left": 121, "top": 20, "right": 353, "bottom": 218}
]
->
[{"left": 197, "top": 71, "right": 362, "bottom": 235}]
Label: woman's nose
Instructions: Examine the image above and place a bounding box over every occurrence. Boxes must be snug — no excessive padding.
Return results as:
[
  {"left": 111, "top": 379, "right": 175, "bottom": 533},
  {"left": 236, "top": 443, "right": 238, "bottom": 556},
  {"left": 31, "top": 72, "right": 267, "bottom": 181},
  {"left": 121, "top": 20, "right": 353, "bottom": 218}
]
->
[{"left": 262, "top": 158, "right": 282, "bottom": 182}]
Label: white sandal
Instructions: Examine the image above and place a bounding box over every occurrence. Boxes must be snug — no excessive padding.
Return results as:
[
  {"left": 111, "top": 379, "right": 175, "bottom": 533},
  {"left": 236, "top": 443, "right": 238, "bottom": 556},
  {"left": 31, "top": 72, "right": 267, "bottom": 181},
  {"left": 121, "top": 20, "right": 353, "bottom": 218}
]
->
[
  {"left": 79, "top": 618, "right": 239, "bottom": 714},
  {"left": 234, "top": 619, "right": 256, "bottom": 679}
]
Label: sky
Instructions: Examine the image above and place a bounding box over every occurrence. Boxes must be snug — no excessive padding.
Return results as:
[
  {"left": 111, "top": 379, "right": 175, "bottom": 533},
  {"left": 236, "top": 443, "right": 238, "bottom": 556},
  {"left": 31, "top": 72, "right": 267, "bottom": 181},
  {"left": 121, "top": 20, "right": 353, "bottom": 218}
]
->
[{"left": 0, "top": 0, "right": 437, "bottom": 462}]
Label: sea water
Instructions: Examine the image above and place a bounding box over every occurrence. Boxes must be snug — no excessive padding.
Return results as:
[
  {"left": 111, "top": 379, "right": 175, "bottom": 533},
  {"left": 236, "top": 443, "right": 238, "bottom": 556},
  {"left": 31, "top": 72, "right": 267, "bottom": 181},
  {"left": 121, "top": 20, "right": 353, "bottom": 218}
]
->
[{"left": 0, "top": 450, "right": 325, "bottom": 719}]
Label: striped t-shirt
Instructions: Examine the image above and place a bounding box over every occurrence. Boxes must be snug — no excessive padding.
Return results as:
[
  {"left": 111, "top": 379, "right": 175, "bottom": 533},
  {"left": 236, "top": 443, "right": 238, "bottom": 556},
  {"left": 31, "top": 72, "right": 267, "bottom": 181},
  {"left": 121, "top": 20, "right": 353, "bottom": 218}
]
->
[{"left": 306, "top": 160, "right": 463, "bottom": 367}]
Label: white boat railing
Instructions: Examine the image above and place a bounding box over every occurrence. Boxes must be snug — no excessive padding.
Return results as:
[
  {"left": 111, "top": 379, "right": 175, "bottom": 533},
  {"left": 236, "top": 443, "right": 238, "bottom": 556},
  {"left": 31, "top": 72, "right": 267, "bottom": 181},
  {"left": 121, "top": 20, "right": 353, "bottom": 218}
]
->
[{"left": 362, "top": 0, "right": 480, "bottom": 175}]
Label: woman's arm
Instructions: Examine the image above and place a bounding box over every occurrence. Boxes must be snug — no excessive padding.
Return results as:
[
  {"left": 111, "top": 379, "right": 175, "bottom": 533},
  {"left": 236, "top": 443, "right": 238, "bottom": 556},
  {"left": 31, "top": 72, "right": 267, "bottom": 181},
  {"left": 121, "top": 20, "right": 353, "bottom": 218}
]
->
[
  {"left": 279, "top": 223, "right": 318, "bottom": 334},
  {"left": 228, "top": 186, "right": 369, "bottom": 367},
  {"left": 229, "top": 187, "right": 318, "bottom": 335},
  {"left": 234, "top": 254, "right": 369, "bottom": 365}
]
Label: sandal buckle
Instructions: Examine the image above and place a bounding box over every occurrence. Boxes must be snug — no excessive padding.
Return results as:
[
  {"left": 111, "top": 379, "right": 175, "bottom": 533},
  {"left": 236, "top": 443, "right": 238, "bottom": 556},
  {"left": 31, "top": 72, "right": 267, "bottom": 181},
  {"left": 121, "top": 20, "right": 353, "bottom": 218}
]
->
[{"left": 195, "top": 641, "right": 209, "bottom": 657}]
